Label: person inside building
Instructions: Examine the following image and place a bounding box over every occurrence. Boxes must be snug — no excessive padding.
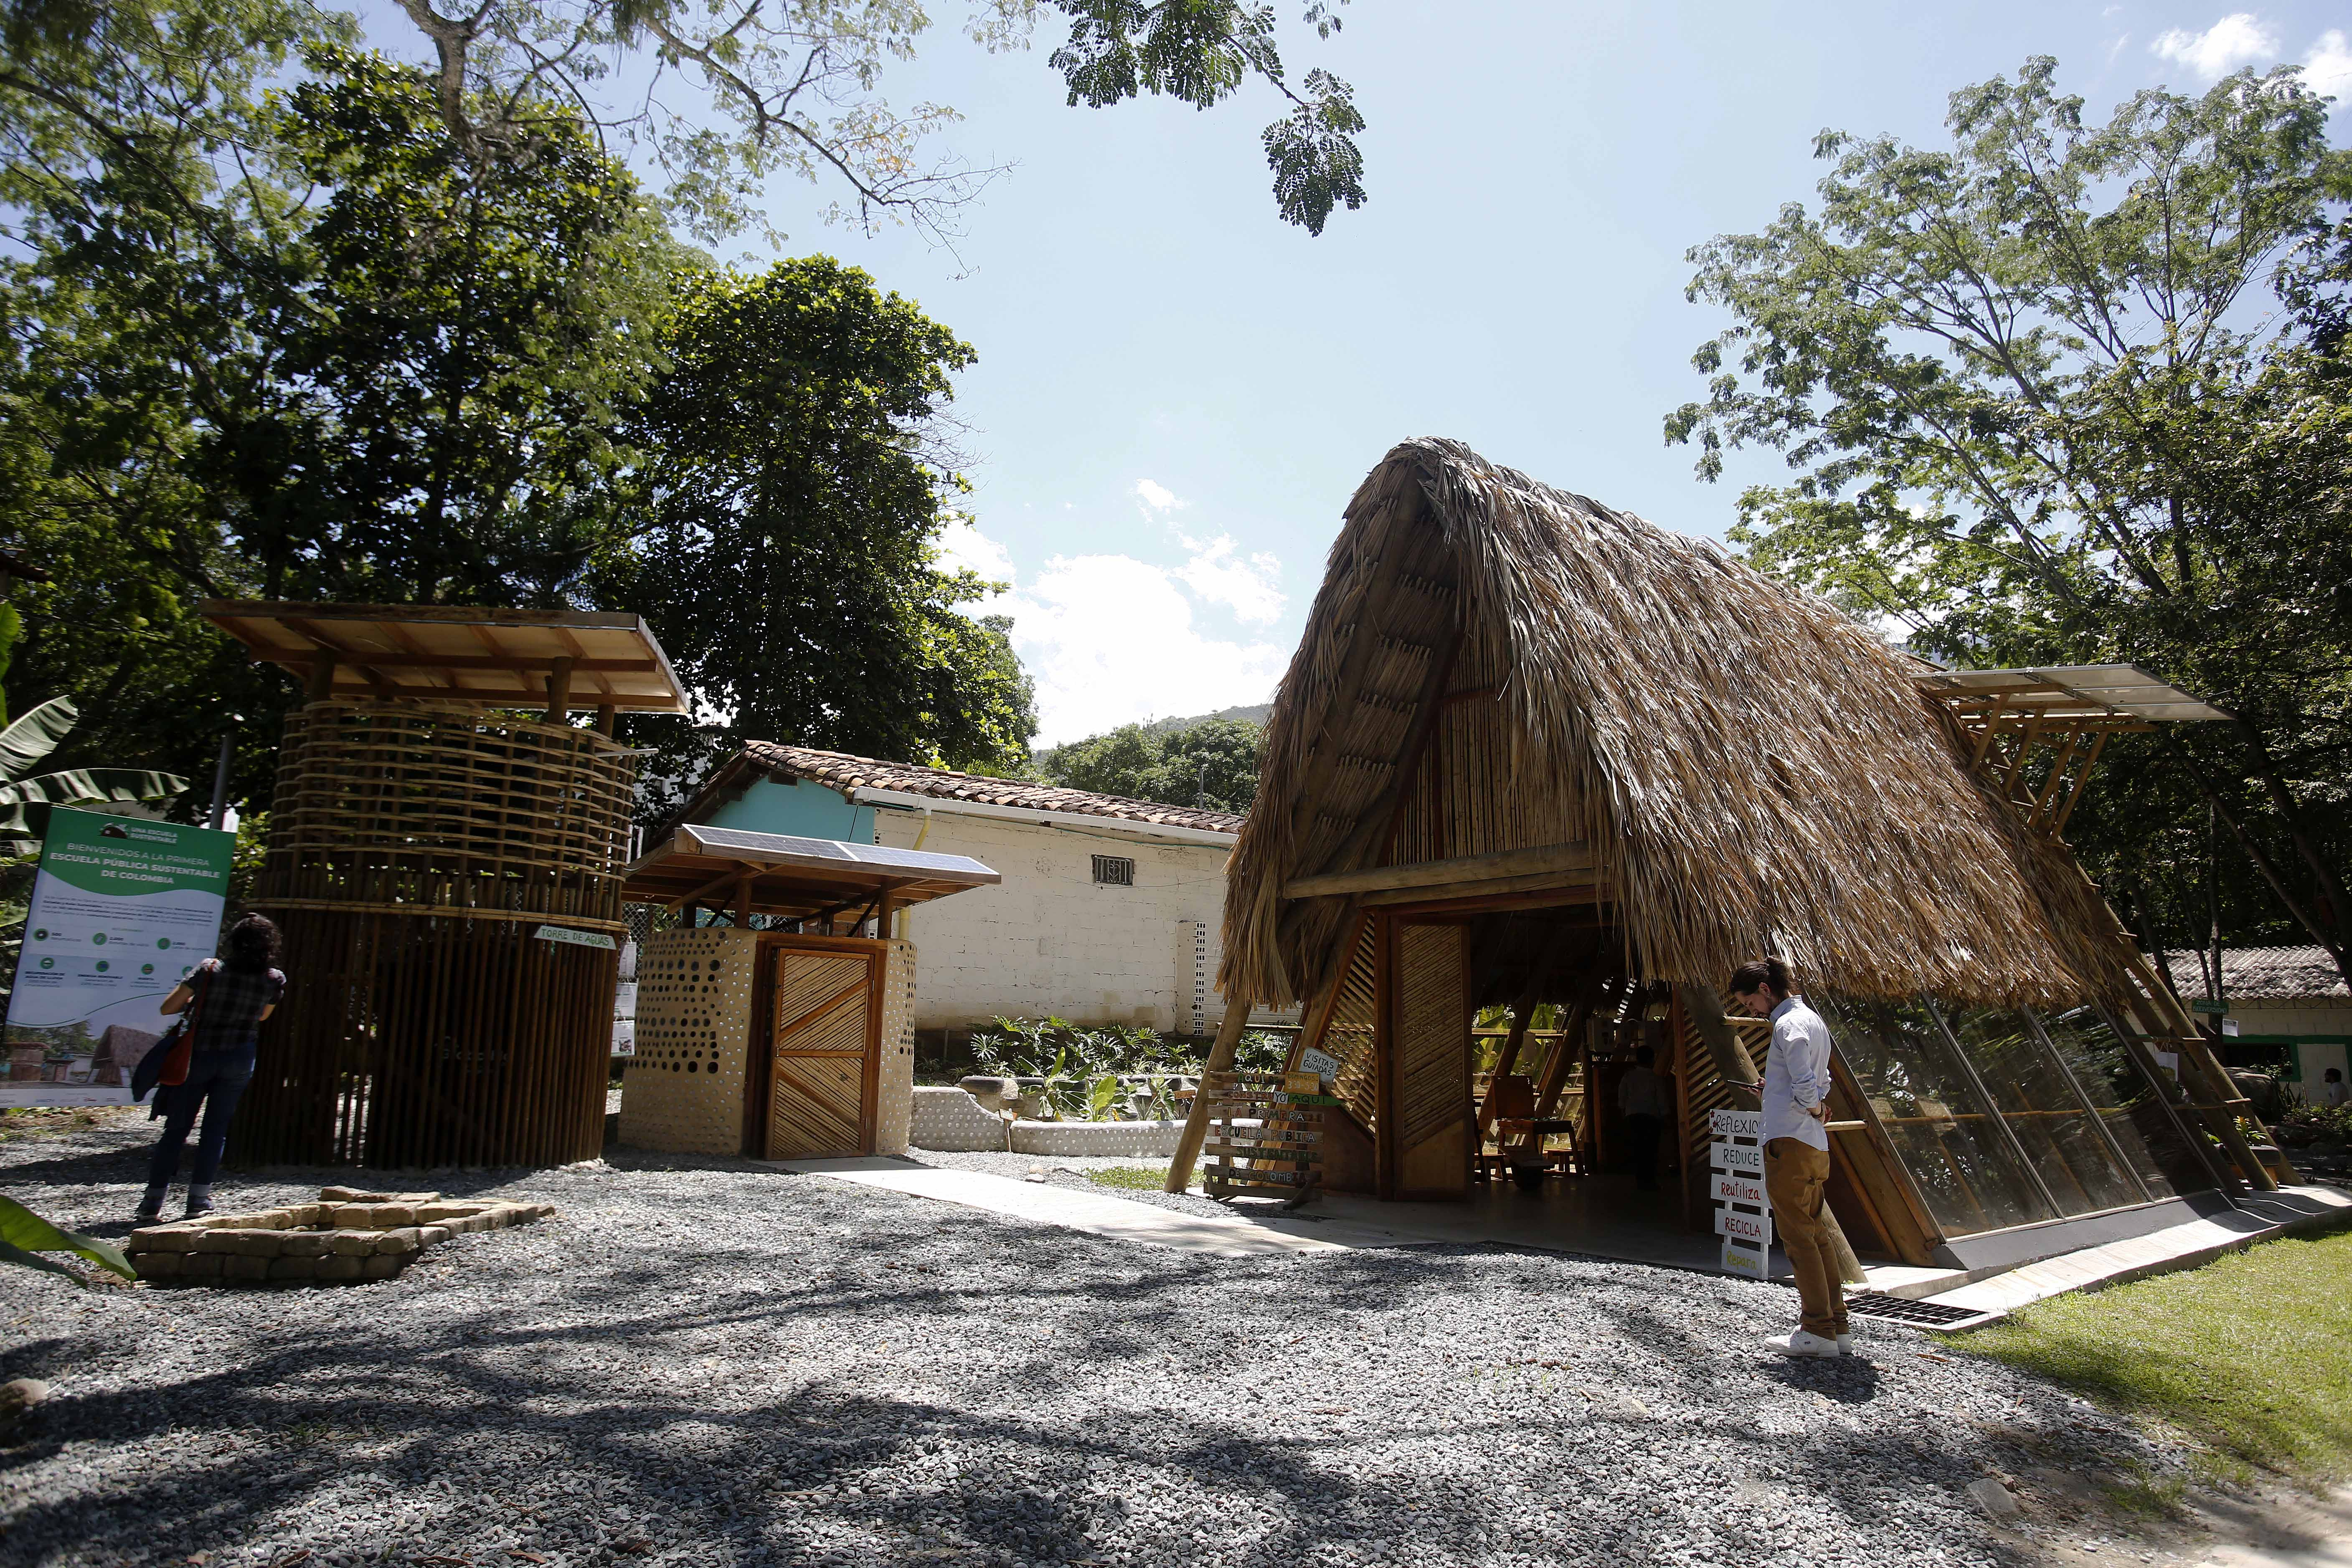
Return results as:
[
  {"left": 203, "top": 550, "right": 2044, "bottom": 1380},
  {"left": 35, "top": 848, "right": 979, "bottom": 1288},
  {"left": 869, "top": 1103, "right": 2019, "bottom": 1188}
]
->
[
  {"left": 134, "top": 914, "right": 288, "bottom": 1222},
  {"left": 1616, "top": 1045, "right": 1669, "bottom": 1192},
  {"left": 1730, "top": 956, "right": 1848, "bottom": 1359},
  {"left": 2322, "top": 1065, "right": 2349, "bottom": 1109}
]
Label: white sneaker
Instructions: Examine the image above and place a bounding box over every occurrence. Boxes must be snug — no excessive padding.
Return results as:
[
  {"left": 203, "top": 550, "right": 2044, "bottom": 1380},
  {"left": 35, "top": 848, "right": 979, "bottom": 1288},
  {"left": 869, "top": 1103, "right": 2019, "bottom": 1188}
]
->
[
  {"left": 1837, "top": 1334, "right": 1854, "bottom": 1356},
  {"left": 1766, "top": 1329, "right": 1842, "bottom": 1358}
]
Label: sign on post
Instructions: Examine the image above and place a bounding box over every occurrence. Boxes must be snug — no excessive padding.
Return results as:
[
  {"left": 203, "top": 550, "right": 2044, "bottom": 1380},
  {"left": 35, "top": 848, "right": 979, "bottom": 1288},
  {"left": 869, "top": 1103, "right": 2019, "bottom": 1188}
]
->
[
  {"left": 1710, "top": 1107, "right": 1771, "bottom": 1277},
  {"left": 2, "top": 809, "right": 236, "bottom": 1107}
]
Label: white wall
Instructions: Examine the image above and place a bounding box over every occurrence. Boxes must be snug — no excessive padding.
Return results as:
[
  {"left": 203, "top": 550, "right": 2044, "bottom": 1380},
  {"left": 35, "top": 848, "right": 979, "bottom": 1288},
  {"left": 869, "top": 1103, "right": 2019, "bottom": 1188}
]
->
[{"left": 873, "top": 804, "right": 1294, "bottom": 1034}]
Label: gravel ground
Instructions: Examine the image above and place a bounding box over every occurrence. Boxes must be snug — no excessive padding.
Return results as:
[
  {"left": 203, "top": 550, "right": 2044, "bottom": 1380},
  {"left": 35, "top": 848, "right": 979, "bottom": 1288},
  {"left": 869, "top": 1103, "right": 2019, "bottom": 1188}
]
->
[{"left": 0, "top": 1111, "right": 2208, "bottom": 1568}]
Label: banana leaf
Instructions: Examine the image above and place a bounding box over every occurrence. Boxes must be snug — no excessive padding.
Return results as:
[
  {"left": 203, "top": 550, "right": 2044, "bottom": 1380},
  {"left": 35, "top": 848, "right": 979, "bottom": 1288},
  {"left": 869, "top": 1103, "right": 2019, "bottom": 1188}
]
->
[
  {"left": 0, "top": 768, "right": 188, "bottom": 832},
  {"left": 0, "top": 1193, "right": 133, "bottom": 1283},
  {"left": 0, "top": 697, "right": 77, "bottom": 779}
]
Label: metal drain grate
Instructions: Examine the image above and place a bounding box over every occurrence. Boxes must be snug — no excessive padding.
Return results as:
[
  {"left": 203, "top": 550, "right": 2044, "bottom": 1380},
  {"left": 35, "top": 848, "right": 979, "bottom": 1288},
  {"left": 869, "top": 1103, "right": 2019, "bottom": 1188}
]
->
[{"left": 1845, "top": 1292, "right": 2000, "bottom": 1330}]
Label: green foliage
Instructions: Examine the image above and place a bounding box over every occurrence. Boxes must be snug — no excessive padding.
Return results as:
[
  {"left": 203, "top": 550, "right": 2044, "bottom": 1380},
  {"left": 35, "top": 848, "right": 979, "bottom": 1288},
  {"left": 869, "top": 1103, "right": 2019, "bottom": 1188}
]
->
[
  {"left": 967, "top": 1015, "right": 1280, "bottom": 1119},
  {"left": 1084, "top": 1163, "right": 1173, "bottom": 1189},
  {"left": 1668, "top": 56, "right": 2352, "bottom": 972},
  {"left": 0, "top": 1191, "right": 133, "bottom": 1286},
  {"left": 1037, "top": 716, "right": 1262, "bottom": 811},
  {"left": 1963, "top": 1230, "right": 2352, "bottom": 1481},
  {"left": 1045, "top": 1, "right": 1364, "bottom": 233},
  {"left": 602, "top": 256, "right": 1036, "bottom": 799},
  {"left": 0, "top": 697, "right": 185, "bottom": 835}
]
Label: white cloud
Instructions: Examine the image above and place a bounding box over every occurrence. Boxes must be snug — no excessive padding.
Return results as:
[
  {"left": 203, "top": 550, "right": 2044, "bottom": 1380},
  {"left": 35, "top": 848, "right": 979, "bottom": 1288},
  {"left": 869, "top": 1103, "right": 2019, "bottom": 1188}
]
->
[
  {"left": 929, "top": 518, "right": 1289, "bottom": 745},
  {"left": 1133, "top": 478, "right": 1183, "bottom": 513},
  {"left": 2304, "top": 29, "right": 2352, "bottom": 100},
  {"left": 932, "top": 516, "right": 1015, "bottom": 586},
  {"left": 1173, "top": 534, "right": 1286, "bottom": 626},
  {"left": 1002, "top": 555, "right": 1286, "bottom": 745},
  {"left": 2150, "top": 13, "right": 2279, "bottom": 79}
]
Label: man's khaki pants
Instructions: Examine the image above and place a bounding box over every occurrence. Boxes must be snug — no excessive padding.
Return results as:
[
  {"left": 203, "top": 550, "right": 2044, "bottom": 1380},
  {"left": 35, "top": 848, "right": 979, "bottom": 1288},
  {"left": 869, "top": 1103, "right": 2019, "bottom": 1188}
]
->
[{"left": 1764, "top": 1137, "right": 1847, "bottom": 1339}]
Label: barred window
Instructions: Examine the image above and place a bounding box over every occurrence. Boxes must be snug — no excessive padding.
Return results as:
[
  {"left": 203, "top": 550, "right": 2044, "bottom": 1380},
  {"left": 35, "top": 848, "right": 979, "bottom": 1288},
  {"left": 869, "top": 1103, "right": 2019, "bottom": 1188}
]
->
[{"left": 1091, "top": 855, "right": 1136, "bottom": 887}]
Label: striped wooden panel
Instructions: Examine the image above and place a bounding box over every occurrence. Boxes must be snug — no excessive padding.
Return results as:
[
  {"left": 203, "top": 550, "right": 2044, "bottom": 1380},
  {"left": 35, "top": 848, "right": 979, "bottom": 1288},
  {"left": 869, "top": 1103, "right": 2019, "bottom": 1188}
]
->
[
  {"left": 1320, "top": 918, "right": 1380, "bottom": 1133},
  {"left": 773, "top": 952, "right": 870, "bottom": 1038},
  {"left": 769, "top": 1055, "right": 863, "bottom": 1158},
  {"left": 766, "top": 948, "right": 875, "bottom": 1159},
  {"left": 1395, "top": 923, "right": 1469, "bottom": 1152},
  {"left": 1675, "top": 1007, "right": 1743, "bottom": 1178}
]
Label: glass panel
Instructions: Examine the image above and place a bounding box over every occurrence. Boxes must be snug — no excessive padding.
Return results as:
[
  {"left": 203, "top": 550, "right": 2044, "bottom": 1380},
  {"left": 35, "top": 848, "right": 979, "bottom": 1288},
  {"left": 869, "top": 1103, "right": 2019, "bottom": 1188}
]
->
[
  {"left": 1815, "top": 993, "right": 2053, "bottom": 1236},
  {"left": 2032, "top": 1004, "right": 2210, "bottom": 1198},
  {"left": 1933, "top": 1003, "right": 2146, "bottom": 1215}
]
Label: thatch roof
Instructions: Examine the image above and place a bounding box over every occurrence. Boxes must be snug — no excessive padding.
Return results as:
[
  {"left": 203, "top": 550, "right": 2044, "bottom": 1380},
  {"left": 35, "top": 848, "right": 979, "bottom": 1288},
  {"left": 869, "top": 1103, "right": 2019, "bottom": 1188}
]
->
[{"left": 1219, "top": 439, "right": 2135, "bottom": 1011}]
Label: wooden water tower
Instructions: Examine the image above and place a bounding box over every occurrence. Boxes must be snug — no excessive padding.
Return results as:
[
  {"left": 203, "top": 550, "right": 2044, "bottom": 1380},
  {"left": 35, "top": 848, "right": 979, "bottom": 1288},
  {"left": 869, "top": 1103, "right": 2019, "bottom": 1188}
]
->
[{"left": 202, "top": 602, "right": 686, "bottom": 1168}]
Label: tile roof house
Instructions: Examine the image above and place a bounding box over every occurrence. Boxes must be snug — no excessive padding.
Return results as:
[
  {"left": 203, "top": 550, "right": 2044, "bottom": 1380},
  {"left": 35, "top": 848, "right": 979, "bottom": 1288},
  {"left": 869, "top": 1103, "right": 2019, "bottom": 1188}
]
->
[{"left": 662, "top": 744, "right": 1291, "bottom": 1040}]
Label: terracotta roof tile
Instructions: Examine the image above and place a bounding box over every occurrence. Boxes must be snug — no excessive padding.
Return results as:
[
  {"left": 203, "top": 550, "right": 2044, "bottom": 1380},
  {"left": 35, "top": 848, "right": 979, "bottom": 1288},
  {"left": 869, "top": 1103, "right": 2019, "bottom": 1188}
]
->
[{"left": 741, "top": 742, "right": 1246, "bottom": 836}]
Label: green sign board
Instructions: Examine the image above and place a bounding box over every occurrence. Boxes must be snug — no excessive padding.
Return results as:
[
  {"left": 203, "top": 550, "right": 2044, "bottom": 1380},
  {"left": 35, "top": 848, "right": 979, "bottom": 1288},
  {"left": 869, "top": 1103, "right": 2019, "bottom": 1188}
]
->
[
  {"left": 2190, "top": 998, "right": 2230, "bottom": 1015},
  {"left": 3, "top": 809, "right": 236, "bottom": 1106}
]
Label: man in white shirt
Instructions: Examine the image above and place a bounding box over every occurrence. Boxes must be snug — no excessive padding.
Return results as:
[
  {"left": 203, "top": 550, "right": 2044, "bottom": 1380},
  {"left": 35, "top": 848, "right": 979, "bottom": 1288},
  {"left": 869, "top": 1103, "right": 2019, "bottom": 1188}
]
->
[
  {"left": 2321, "top": 1066, "right": 2348, "bottom": 1108},
  {"left": 1730, "top": 957, "right": 1847, "bottom": 1358}
]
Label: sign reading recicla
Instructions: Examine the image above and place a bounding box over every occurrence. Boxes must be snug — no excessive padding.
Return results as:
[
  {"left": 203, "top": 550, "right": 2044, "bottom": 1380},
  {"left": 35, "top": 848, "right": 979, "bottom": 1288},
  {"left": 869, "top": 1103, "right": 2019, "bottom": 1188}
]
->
[
  {"left": 1710, "top": 1107, "right": 1771, "bottom": 1277},
  {"left": 2, "top": 809, "right": 236, "bottom": 1107}
]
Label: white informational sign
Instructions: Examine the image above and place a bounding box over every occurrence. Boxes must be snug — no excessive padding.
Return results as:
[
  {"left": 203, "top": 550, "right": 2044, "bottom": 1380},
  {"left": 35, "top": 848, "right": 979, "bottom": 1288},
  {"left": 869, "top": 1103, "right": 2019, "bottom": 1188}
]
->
[
  {"left": 1713, "top": 1141, "right": 1763, "bottom": 1174},
  {"left": 535, "top": 924, "right": 617, "bottom": 951},
  {"left": 1297, "top": 1045, "right": 1341, "bottom": 1090},
  {"left": 1712, "top": 1114, "right": 1772, "bottom": 1279},
  {"left": 1719, "top": 1239, "right": 1769, "bottom": 1279},
  {"left": 3, "top": 810, "right": 236, "bottom": 1107},
  {"left": 1712, "top": 1170, "right": 1766, "bottom": 1206},
  {"left": 611, "top": 979, "right": 637, "bottom": 1056},
  {"left": 1710, "top": 1107, "right": 1763, "bottom": 1139}
]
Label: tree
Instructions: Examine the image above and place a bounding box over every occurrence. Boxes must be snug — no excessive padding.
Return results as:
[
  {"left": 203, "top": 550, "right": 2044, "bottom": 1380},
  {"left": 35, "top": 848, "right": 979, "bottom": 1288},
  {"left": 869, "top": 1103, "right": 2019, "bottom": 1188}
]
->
[
  {"left": 1039, "top": 716, "right": 1262, "bottom": 809},
  {"left": 1666, "top": 57, "right": 2352, "bottom": 982},
  {"left": 382, "top": 0, "right": 1365, "bottom": 243},
  {"left": 602, "top": 257, "right": 1038, "bottom": 806}
]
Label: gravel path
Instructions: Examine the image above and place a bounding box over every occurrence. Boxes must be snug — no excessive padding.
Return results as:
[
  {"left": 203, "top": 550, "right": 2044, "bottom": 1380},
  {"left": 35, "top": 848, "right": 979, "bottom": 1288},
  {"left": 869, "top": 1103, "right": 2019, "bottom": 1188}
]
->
[{"left": 0, "top": 1112, "right": 2202, "bottom": 1568}]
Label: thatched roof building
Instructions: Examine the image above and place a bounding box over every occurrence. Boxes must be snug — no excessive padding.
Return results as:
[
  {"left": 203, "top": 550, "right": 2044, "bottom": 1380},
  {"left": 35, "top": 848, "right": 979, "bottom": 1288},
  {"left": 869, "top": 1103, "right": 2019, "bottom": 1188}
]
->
[
  {"left": 1175, "top": 439, "right": 2278, "bottom": 1266},
  {"left": 1222, "top": 438, "right": 2128, "bottom": 1013}
]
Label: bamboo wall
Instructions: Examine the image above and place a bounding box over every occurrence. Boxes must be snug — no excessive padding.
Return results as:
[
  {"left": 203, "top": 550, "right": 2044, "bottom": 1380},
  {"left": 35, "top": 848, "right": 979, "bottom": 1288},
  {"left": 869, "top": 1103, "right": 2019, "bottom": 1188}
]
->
[
  {"left": 238, "top": 702, "right": 638, "bottom": 1168},
  {"left": 1387, "top": 627, "right": 1584, "bottom": 866}
]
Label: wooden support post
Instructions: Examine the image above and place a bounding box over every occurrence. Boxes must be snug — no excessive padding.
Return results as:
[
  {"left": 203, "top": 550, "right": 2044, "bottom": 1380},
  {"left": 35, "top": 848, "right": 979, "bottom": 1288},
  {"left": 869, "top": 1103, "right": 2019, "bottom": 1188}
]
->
[
  {"left": 2050, "top": 731, "right": 2110, "bottom": 836},
  {"left": 545, "top": 656, "right": 574, "bottom": 723},
  {"left": 596, "top": 704, "right": 616, "bottom": 736},
  {"left": 306, "top": 649, "right": 337, "bottom": 703},
  {"left": 733, "top": 873, "right": 754, "bottom": 929},
  {"left": 1166, "top": 997, "right": 1255, "bottom": 1192}
]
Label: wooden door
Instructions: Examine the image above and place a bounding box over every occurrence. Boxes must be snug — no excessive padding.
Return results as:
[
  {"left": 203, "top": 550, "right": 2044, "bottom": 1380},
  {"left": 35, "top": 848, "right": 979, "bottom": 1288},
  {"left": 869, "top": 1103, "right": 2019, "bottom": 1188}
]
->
[
  {"left": 765, "top": 945, "right": 880, "bottom": 1160},
  {"left": 1380, "top": 918, "right": 1473, "bottom": 1199}
]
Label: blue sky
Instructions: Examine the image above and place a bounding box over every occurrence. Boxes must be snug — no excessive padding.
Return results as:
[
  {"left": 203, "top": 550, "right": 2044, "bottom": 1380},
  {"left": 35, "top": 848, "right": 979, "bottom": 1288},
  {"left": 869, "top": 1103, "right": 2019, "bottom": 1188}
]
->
[{"left": 381, "top": 3, "right": 2352, "bottom": 746}]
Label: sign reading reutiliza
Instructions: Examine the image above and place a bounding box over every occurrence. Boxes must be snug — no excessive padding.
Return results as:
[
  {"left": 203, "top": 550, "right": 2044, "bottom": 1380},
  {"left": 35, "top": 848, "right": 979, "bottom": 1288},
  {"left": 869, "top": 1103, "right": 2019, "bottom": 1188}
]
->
[{"left": 2, "top": 809, "right": 236, "bottom": 1107}]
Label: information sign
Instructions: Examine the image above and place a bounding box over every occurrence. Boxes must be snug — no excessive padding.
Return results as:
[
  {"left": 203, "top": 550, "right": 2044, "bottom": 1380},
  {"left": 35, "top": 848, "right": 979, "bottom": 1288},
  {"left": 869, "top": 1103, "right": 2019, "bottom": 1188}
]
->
[
  {"left": 2, "top": 809, "right": 235, "bottom": 1106},
  {"left": 1718, "top": 1239, "right": 1769, "bottom": 1279},
  {"left": 1712, "top": 1140, "right": 1763, "bottom": 1174},
  {"left": 1714, "top": 1205, "right": 1772, "bottom": 1244},
  {"left": 1712, "top": 1171, "right": 1766, "bottom": 1206},
  {"left": 1710, "top": 1107, "right": 1763, "bottom": 1138},
  {"left": 2190, "top": 997, "right": 2229, "bottom": 1015},
  {"left": 535, "top": 924, "right": 617, "bottom": 950}
]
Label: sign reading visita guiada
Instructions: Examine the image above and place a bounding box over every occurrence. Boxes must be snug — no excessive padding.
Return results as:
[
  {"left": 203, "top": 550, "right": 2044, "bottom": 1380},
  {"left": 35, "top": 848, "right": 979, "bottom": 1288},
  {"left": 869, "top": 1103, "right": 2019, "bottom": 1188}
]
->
[{"left": 3, "top": 809, "right": 236, "bottom": 1107}]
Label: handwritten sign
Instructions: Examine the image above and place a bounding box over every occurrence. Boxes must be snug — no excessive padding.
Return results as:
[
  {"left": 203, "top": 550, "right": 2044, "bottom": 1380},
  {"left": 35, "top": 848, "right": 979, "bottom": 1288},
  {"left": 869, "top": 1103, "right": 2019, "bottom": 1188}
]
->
[
  {"left": 1713, "top": 1171, "right": 1766, "bottom": 1206},
  {"left": 1711, "top": 1141, "right": 1762, "bottom": 1174},
  {"left": 1710, "top": 1107, "right": 1763, "bottom": 1139},
  {"left": 1719, "top": 1239, "right": 1768, "bottom": 1279}
]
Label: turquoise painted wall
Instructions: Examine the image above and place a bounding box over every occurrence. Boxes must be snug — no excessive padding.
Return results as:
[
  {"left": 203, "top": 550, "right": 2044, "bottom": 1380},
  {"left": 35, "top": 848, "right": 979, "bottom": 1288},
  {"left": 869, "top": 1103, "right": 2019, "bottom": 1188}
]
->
[{"left": 696, "top": 776, "right": 875, "bottom": 844}]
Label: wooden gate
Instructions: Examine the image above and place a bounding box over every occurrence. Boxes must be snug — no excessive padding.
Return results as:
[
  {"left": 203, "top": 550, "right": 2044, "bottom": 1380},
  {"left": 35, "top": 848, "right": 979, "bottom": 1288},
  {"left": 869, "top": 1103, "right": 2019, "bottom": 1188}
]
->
[{"left": 764, "top": 944, "right": 881, "bottom": 1160}]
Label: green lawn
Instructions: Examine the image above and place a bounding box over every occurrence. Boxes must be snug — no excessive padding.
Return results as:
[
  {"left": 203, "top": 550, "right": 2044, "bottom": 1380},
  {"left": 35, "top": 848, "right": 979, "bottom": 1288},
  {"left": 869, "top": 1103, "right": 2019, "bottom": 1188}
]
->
[
  {"left": 1085, "top": 1165, "right": 1175, "bottom": 1191},
  {"left": 1961, "top": 1228, "right": 2352, "bottom": 1484}
]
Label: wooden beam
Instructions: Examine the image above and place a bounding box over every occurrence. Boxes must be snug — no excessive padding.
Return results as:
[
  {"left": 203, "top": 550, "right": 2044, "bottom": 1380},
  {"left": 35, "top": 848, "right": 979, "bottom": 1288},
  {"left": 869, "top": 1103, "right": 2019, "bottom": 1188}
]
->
[
  {"left": 2050, "top": 730, "right": 2109, "bottom": 835},
  {"left": 1165, "top": 996, "right": 1254, "bottom": 1193},
  {"left": 665, "top": 861, "right": 759, "bottom": 912},
  {"left": 306, "top": 648, "right": 337, "bottom": 702},
  {"left": 255, "top": 652, "right": 657, "bottom": 674},
  {"left": 1284, "top": 841, "right": 1593, "bottom": 901},
  {"left": 596, "top": 704, "right": 617, "bottom": 736},
  {"left": 1361, "top": 869, "right": 1602, "bottom": 911},
  {"left": 545, "top": 655, "right": 574, "bottom": 723}
]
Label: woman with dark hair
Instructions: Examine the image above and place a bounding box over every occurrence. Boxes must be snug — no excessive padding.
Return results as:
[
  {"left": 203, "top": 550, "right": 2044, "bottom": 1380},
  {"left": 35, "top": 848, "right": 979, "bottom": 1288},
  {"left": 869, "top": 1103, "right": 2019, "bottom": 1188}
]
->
[{"left": 134, "top": 913, "right": 288, "bottom": 1221}]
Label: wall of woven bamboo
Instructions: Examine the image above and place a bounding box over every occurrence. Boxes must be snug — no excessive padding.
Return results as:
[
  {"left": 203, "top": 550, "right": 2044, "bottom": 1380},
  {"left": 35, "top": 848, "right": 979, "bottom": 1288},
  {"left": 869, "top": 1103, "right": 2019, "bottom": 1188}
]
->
[
  {"left": 260, "top": 703, "right": 637, "bottom": 926},
  {"left": 238, "top": 701, "right": 639, "bottom": 1169}
]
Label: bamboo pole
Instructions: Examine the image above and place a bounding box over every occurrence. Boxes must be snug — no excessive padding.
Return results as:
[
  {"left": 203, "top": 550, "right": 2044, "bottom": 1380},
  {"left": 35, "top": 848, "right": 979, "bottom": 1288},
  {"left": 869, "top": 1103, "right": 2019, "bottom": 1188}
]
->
[{"left": 1167, "top": 997, "right": 1255, "bottom": 1192}]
